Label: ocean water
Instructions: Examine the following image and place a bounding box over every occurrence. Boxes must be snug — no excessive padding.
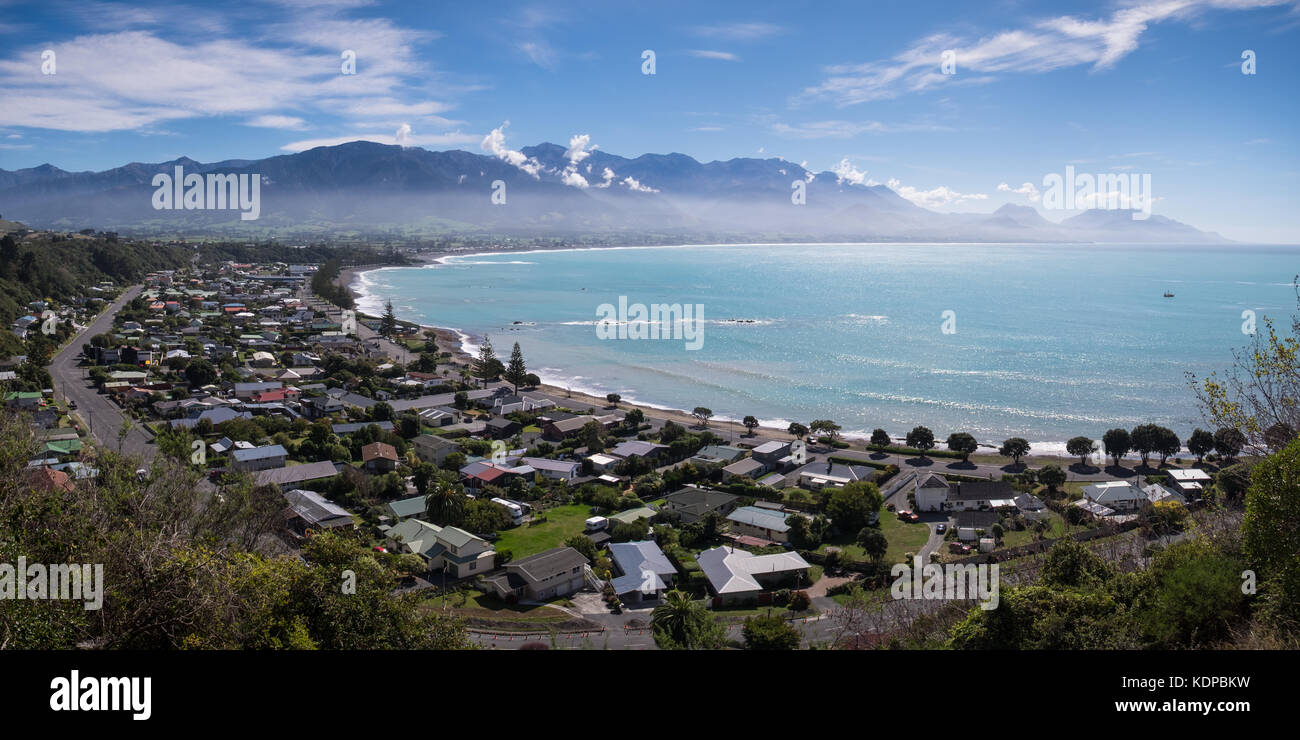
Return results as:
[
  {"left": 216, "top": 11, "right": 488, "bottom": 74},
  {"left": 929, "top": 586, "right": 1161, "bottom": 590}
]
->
[{"left": 354, "top": 242, "right": 1299, "bottom": 453}]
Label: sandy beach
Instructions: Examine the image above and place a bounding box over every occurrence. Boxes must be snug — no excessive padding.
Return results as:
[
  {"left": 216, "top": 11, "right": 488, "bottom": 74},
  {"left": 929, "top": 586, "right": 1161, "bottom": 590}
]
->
[{"left": 333, "top": 257, "right": 1102, "bottom": 464}]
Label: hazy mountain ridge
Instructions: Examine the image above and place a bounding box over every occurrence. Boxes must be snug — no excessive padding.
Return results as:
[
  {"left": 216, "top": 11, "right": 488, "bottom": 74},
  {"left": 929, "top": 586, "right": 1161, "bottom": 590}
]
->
[{"left": 0, "top": 141, "right": 1230, "bottom": 242}]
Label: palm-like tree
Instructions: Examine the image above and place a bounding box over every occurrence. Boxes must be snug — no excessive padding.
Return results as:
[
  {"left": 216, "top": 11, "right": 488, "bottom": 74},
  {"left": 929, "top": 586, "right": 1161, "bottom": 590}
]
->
[
  {"left": 650, "top": 589, "right": 697, "bottom": 643},
  {"left": 424, "top": 480, "right": 464, "bottom": 526}
]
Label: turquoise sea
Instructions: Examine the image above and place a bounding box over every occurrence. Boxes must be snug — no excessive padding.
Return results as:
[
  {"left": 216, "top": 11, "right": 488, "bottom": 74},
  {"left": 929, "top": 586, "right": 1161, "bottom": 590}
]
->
[{"left": 353, "top": 242, "right": 1299, "bottom": 454}]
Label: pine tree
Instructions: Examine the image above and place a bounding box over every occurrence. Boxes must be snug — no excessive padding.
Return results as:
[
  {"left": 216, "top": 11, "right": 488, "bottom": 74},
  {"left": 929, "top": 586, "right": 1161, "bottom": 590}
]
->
[
  {"left": 379, "top": 300, "right": 398, "bottom": 339},
  {"left": 473, "top": 336, "right": 500, "bottom": 385},
  {"left": 503, "top": 342, "right": 527, "bottom": 392}
]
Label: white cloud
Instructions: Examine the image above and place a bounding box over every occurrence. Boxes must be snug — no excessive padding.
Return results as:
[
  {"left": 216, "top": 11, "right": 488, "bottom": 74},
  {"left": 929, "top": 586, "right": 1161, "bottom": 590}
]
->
[
  {"left": 593, "top": 167, "right": 616, "bottom": 188},
  {"left": 888, "top": 177, "right": 988, "bottom": 208},
  {"left": 772, "top": 119, "right": 949, "bottom": 138},
  {"left": 564, "top": 134, "right": 595, "bottom": 165},
  {"left": 997, "top": 181, "right": 1041, "bottom": 202},
  {"left": 395, "top": 123, "right": 411, "bottom": 147},
  {"left": 690, "top": 22, "right": 784, "bottom": 40},
  {"left": 245, "top": 115, "right": 308, "bottom": 130},
  {"left": 687, "top": 50, "right": 741, "bottom": 61},
  {"left": 480, "top": 122, "right": 544, "bottom": 178},
  {"left": 799, "top": 1, "right": 1295, "bottom": 105},
  {"left": 622, "top": 176, "right": 658, "bottom": 193},
  {"left": 519, "top": 41, "right": 558, "bottom": 69},
  {"left": 561, "top": 169, "right": 589, "bottom": 188},
  {"left": 832, "top": 158, "right": 876, "bottom": 186}
]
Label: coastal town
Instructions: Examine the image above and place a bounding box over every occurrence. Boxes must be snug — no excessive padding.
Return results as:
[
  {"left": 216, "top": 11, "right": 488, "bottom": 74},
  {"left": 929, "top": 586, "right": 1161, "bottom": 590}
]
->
[{"left": 2, "top": 244, "right": 1264, "bottom": 649}]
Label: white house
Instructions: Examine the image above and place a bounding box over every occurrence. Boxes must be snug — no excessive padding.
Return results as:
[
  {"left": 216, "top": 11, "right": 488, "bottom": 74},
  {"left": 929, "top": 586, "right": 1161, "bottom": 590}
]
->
[
  {"left": 914, "top": 472, "right": 950, "bottom": 512},
  {"left": 1081, "top": 481, "right": 1146, "bottom": 512},
  {"left": 1165, "top": 468, "right": 1212, "bottom": 500}
]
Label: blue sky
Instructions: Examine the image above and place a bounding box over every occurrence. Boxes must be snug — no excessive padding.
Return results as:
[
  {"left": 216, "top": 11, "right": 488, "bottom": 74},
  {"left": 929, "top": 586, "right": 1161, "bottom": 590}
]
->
[{"left": 0, "top": 0, "right": 1297, "bottom": 241}]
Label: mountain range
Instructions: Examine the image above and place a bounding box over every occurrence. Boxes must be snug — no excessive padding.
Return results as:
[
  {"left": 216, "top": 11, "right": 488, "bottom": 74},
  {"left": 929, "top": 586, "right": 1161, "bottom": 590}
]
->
[{"left": 0, "top": 141, "right": 1229, "bottom": 242}]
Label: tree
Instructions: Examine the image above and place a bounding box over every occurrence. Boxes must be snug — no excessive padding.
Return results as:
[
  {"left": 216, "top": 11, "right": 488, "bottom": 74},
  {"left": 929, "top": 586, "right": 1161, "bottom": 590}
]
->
[
  {"left": 424, "top": 481, "right": 465, "bottom": 527},
  {"left": 1191, "top": 295, "right": 1300, "bottom": 454},
  {"left": 1038, "top": 463, "right": 1066, "bottom": 493},
  {"left": 1041, "top": 539, "right": 1112, "bottom": 588},
  {"left": 503, "top": 342, "right": 528, "bottom": 392},
  {"left": 1264, "top": 423, "right": 1296, "bottom": 452},
  {"left": 184, "top": 358, "right": 218, "bottom": 387},
  {"left": 946, "top": 432, "right": 978, "bottom": 462},
  {"left": 810, "top": 419, "right": 841, "bottom": 441},
  {"left": 370, "top": 402, "right": 394, "bottom": 422},
  {"left": 742, "top": 415, "right": 759, "bottom": 436},
  {"left": 650, "top": 589, "right": 726, "bottom": 649},
  {"left": 691, "top": 407, "right": 713, "bottom": 426},
  {"left": 857, "top": 527, "right": 888, "bottom": 563},
  {"left": 1130, "top": 424, "right": 1164, "bottom": 466},
  {"left": 1213, "top": 426, "right": 1246, "bottom": 461},
  {"left": 563, "top": 535, "right": 599, "bottom": 562},
  {"left": 1000, "top": 437, "right": 1030, "bottom": 465},
  {"left": 605, "top": 392, "right": 621, "bottom": 407},
  {"left": 870, "top": 428, "right": 891, "bottom": 449},
  {"left": 1187, "top": 428, "right": 1214, "bottom": 464},
  {"left": 787, "top": 422, "right": 808, "bottom": 440},
  {"left": 1241, "top": 438, "right": 1300, "bottom": 631},
  {"left": 827, "top": 481, "right": 882, "bottom": 534},
  {"left": 906, "top": 426, "right": 935, "bottom": 456},
  {"left": 1066, "top": 436, "right": 1095, "bottom": 467},
  {"left": 786, "top": 514, "right": 828, "bottom": 550},
  {"left": 742, "top": 613, "right": 801, "bottom": 650},
  {"left": 1103, "top": 428, "right": 1132, "bottom": 467},
  {"left": 472, "top": 336, "right": 502, "bottom": 385},
  {"left": 379, "top": 300, "right": 398, "bottom": 338}
]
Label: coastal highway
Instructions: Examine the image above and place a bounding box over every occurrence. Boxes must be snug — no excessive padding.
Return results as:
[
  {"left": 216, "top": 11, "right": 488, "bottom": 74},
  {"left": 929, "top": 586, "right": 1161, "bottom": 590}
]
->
[{"left": 49, "top": 284, "right": 158, "bottom": 463}]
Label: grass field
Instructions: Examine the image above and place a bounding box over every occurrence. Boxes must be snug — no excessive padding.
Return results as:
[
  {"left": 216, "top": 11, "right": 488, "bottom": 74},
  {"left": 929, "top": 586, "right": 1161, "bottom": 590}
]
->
[
  {"left": 491, "top": 503, "right": 591, "bottom": 558},
  {"left": 418, "top": 592, "right": 571, "bottom": 624},
  {"left": 817, "top": 513, "right": 931, "bottom": 564}
]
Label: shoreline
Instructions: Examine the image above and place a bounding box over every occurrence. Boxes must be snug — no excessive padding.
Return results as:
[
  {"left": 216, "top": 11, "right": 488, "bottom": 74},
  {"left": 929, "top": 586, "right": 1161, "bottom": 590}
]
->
[{"left": 336, "top": 246, "right": 1174, "bottom": 461}]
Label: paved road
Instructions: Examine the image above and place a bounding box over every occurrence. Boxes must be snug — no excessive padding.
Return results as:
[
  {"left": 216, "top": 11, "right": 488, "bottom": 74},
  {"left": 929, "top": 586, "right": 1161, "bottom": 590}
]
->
[
  {"left": 49, "top": 284, "right": 157, "bottom": 463},
  {"left": 831, "top": 448, "right": 1128, "bottom": 483}
]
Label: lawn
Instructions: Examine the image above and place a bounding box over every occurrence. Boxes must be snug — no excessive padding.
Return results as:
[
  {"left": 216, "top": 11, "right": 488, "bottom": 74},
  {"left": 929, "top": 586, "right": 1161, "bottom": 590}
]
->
[
  {"left": 491, "top": 503, "right": 591, "bottom": 558},
  {"left": 998, "top": 511, "right": 1082, "bottom": 549},
  {"left": 418, "top": 592, "right": 571, "bottom": 624},
  {"left": 817, "top": 513, "right": 931, "bottom": 565}
]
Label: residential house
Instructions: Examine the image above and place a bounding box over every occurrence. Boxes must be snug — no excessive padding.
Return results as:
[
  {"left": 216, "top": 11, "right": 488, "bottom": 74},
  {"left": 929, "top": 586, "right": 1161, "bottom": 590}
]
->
[
  {"left": 361, "top": 442, "right": 399, "bottom": 473},
  {"left": 697, "top": 546, "right": 810, "bottom": 606},
  {"left": 944, "top": 481, "right": 1017, "bottom": 512},
  {"left": 1164, "top": 468, "right": 1212, "bottom": 500},
  {"left": 659, "top": 488, "right": 739, "bottom": 524},
  {"left": 230, "top": 444, "right": 288, "bottom": 473},
  {"left": 254, "top": 460, "right": 340, "bottom": 488},
  {"left": 793, "top": 461, "right": 874, "bottom": 490},
  {"left": 726, "top": 505, "right": 792, "bottom": 543},
  {"left": 385, "top": 518, "right": 496, "bottom": 578},
  {"left": 608, "top": 540, "right": 676, "bottom": 603},
  {"left": 688, "top": 445, "right": 747, "bottom": 469},
  {"left": 413, "top": 434, "right": 460, "bottom": 466},
  {"left": 586, "top": 453, "right": 620, "bottom": 473},
  {"left": 520, "top": 457, "right": 580, "bottom": 481},
  {"left": 721, "top": 457, "right": 766, "bottom": 482},
  {"left": 484, "top": 546, "right": 589, "bottom": 601},
  {"left": 485, "top": 417, "right": 521, "bottom": 440},
  {"left": 914, "top": 472, "right": 951, "bottom": 512},
  {"left": 283, "top": 489, "right": 355, "bottom": 532},
  {"left": 1081, "top": 481, "right": 1147, "bottom": 512},
  {"left": 609, "top": 440, "right": 669, "bottom": 461}
]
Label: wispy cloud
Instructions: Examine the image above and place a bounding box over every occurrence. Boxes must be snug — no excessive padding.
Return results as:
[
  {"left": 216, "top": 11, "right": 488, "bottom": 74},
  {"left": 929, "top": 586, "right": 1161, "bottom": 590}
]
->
[
  {"left": 800, "top": 0, "right": 1296, "bottom": 106},
  {"left": 690, "top": 22, "right": 784, "bottom": 40},
  {"left": 772, "top": 119, "right": 952, "bottom": 138},
  {"left": 687, "top": 49, "right": 741, "bottom": 61}
]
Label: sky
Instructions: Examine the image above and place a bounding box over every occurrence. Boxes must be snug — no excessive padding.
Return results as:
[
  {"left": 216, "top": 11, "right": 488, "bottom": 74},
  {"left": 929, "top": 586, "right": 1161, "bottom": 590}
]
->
[{"left": 0, "top": 0, "right": 1297, "bottom": 241}]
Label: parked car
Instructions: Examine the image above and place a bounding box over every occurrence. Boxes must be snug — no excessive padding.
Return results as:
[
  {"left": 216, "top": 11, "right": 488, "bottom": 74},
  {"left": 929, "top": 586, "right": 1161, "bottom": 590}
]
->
[
  {"left": 68, "top": 400, "right": 77, "bottom": 410},
  {"left": 897, "top": 509, "right": 913, "bottom": 521},
  {"left": 948, "top": 542, "right": 971, "bottom": 554},
  {"left": 935, "top": 523, "right": 947, "bottom": 534}
]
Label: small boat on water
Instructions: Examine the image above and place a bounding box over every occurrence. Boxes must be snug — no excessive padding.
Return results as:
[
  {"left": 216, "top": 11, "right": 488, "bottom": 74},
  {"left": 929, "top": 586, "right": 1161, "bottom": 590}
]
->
[{"left": 1163, "top": 291, "right": 1175, "bottom": 298}]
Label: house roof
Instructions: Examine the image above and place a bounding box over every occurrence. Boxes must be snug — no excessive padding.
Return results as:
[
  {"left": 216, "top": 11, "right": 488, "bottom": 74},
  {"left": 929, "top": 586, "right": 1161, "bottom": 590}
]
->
[
  {"left": 610, "top": 440, "right": 668, "bottom": 458},
  {"left": 727, "top": 505, "right": 791, "bottom": 532},
  {"left": 609, "top": 540, "right": 676, "bottom": 580},
  {"left": 948, "top": 481, "right": 1015, "bottom": 502},
  {"left": 361, "top": 442, "right": 398, "bottom": 462},
  {"left": 508, "top": 547, "right": 588, "bottom": 585},
  {"left": 283, "top": 489, "right": 353, "bottom": 528},
  {"left": 254, "top": 460, "right": 339, "bottom": 487},
  {"left": 1083, "top": 481, "right": 1146, "bottom": 504},
  {"left": 955, "top": 510, "right": 1000, "bottom": 529},
  {"left": 521, "top": 457, "right": 579, "bottom": 473},
  {"left": 697, "top": 546, "right": 809, "bottom": 595},
  {"left": 723, "top": 457, "right": 766, "bottom": 476},
  {"left": 917, "top": 472, "right": 950, "bottom": 489},
  {"left": 663, "top": 487, "right": 738, "bottom": 513},
  {"left": 231, "top": 444, "right": 288, "bottom": 463},
  {"left": 386, "top": 495, "right": 428, "bottom": 519}
]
